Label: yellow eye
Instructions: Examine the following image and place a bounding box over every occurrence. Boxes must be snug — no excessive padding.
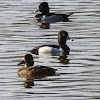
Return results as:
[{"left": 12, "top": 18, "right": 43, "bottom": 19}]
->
[{"left": 63, "top": 34, "right": 65, "bottom": 36}]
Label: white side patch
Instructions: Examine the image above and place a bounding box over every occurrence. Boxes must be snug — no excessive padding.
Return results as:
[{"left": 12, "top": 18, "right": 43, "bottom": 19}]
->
[
  {"left": 39, "top": 46, "right": 53, "bottom": 53},
  {"left": 41, "top": 15, "right": 63, "bottom": 23},
  {"left": 39, "top": 46, "right": 64, "bottom": 56},
  {"left": 39, "top": 46, "right": 63, "bottom": 53}
]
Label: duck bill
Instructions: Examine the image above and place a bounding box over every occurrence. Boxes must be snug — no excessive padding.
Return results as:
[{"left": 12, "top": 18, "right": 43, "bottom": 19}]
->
[
  {"left": 34, "top": 8, "right": 40, "bottom": 13},
  {"left": 67, "top": 35, "right": 74, "bottom": 41},
  {"left": 18, "top": 60, "right": 25, "bottom": 65}
]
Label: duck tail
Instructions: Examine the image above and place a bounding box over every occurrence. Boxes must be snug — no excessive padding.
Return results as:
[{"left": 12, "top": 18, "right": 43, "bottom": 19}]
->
[
  {"left": 68, "top": 12, "right": 74, "bottom": 16},
  {"left": 28, "top": 49, "right": 38, "bottom": 55}
]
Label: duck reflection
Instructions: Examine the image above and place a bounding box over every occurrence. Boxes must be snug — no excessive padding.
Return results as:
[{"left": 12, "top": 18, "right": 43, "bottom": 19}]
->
[
  {"left": 40, "top": 23, "right": 50, "bottom": 29},
  {"left": 37, "top": 52, "right": 69, "bottom": 65},
  {"left": 19, "top": 73, "right": 55, "bottom": 88},
  {"left": 24, "top": 79, "right": 34, "bottom": 88},
  {"left": 58, "top": 54, "right": 69, "bottom": 64},
  {"left": 20, "top": 73, "right": 51, "bottom": 88}
]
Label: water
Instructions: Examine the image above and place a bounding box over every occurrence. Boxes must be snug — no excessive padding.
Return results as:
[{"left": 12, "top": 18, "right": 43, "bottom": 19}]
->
[{"left": 0, "top": 0, "right": 100, "bottom": 100}]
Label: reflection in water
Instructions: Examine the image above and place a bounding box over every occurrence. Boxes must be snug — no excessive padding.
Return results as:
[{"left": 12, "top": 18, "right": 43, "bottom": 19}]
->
[
  {"left": 18, "top": 71, "right": 56, "bottom": 88},
  {"left": 38, "top": 52, "right": 69, "bottom": 65},
  {"left": 39, "top": 19, "right": 72, "bottom": 29},
  {"left": 24, "top": 79, "right": 34, "bottom": 88},
  {"left": 40, "top": 23, "right": 50, "bottom": 29},
  {"left": 35, "top": 18, "right": 72, "bottom": 29},
  {"left": 58, "top": 55, "right": 69, "bottom": 64},
  {"left": 34, "top": 19, "right": 50, "bottom": 29},
  {"left": 34, "top": 18, "right": 71, "bottom": 29}
]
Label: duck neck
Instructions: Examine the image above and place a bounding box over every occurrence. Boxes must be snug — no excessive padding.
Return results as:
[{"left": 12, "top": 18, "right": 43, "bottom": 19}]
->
[
  {"left": 42, "top": 9, "right": 49, "bottom": 15},
  {"left": 59, "top": 43, "right": 70, "bottom": 52},
  {"left": 42, "top": 12, "right": 49, "bottom": 15},
  {"left": 25, "top": 63, "right": 34, "bottom": 68}
]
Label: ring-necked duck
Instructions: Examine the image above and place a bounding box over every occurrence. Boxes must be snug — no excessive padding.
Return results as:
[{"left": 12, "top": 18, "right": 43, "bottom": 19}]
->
[
  {"left": 34, "top": 2, "right": 73, "bottom": 23},
  {"left": 30, "top": 30, "right": 73, "bottom": 55},
  {"left": 18, "top": 54, "right": 56, "bottom": 78}
]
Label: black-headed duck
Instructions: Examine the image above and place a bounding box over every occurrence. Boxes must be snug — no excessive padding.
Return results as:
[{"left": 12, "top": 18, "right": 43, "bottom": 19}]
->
[
  {"left": 34, "top": 2, "right": 73, "bottom": 23},
  {"left": 30, "top": 30, "right": 73, "bottom": 55}
]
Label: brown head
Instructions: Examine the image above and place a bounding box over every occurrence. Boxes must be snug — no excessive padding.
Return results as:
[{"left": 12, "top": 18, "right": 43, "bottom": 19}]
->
[{"left": 18, "top": 54, "right": 34, "bottom": 67}]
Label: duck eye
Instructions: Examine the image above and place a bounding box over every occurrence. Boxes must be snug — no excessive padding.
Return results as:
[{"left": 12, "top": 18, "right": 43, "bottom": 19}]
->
[{"left": 63, "top": 34, "right": 65, "bottom": 36}]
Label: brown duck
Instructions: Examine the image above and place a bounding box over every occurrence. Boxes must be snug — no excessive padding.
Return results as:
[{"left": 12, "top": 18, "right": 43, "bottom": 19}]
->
[{"left": 18, "top": 54, "right": 56, "bottom": 79}]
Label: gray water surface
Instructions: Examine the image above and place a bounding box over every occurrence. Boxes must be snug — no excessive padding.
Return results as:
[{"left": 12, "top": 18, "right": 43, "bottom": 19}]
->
[{"left": 0, "top": 0, "right": 100, "bottom": 100}]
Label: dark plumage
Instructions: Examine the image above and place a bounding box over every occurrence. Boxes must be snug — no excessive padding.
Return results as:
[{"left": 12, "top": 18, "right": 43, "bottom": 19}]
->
[
  {"left": 18, "top": 54, "right": 56, "bottom": 79},
  {"left": 34, "top": 2, "right": 73, "bottom": 23},
  {"left": 30, "top": 30, "right": 73, "bottom": 55}
]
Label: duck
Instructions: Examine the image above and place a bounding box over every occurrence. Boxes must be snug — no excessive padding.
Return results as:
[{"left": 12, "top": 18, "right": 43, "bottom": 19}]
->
[
  {"left": 30, "top": 30, "right": 73, "bottom": 55},
  {"left": 34, "top": 2, "right": 73, "bottom": 23},
  {"left": 17, "top": 54, "right": 56, "bottom": 78}
]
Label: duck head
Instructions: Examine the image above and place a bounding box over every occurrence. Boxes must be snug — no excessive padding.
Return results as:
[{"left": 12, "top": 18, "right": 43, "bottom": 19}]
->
[
  {"left": 34, "top": 2, "right": 49, "bottom": 15},
  {"left": 18, "top": 54, "right": 34, "bottom": 67},
  {"left": 58, "top": 30, "right": 73, "bottom": 45}
]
